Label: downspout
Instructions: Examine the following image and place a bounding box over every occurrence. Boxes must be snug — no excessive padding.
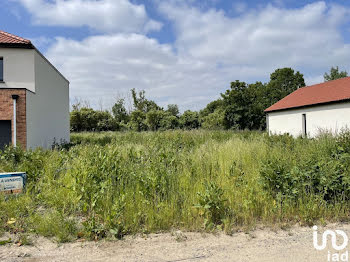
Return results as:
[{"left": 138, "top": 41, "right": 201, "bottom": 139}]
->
[{"left": 12, "top": 95, "right": 19, "bottom": 147}]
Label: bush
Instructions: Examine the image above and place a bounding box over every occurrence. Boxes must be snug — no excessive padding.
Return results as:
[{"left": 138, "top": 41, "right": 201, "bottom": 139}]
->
[
  {"left": 261, "top": 133, "right": 350, "bottom": 202},
  {"left": 70, "top": 107, "right": 118, "bottom": 132},
  {"left": 146, "top": 110, "right": 165, "bottom": 131},
  {"left": 180, "top": 110, "right": 200, "bottom": 129},
  {"left": 129, "top": 110, "right": 147, "bottom": 131},
  {"left": 201, "top": 109, "right": 225, "bottom": 130},
  {"left": 196, "top": 182, "right": 228, "bottom": 226}
]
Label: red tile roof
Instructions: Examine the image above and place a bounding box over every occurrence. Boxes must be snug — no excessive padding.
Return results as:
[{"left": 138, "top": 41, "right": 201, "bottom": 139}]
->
[
  {"left": 265, "top": 77, "right": 350, "bottom": 112},
  {"left": 0, "top": 30, "right": 32, "bottom": 46}
]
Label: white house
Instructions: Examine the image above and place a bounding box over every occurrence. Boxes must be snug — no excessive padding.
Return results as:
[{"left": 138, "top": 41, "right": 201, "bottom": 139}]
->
[
  {"left": 265, "top": 77, "right": 350, "bottom": 138},
  {"left": 0, "top": 30, "right": 69, "bottom": 149}
]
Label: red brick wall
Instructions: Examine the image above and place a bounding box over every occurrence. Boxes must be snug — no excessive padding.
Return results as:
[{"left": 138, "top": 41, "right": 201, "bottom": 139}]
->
[{"left": 0, "top": 89, "right": 26, "bottom": 149}]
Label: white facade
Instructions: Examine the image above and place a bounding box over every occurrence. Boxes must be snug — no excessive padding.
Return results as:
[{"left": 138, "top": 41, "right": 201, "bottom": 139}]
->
[
  {"left": 0, "top": 47, "right": 70, "bottom": 149},
  {"left": 26, "top": 51, "right": 70, "bottom": 149},
  {"left": 0, "top": 48, "right": 35, "bottom": 92},
  {"left": 267, "top": 102, "right": 350, "bottom": 137}
]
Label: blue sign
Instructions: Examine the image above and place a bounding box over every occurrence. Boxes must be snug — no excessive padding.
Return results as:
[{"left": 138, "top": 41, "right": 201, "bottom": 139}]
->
[{"left": 0, "top": 172, "right": 27, "bottom": 194}]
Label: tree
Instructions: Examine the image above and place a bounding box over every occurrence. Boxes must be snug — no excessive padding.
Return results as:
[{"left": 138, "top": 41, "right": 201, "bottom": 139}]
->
[
  {"left": 201, "top": 109, "right": 225, "bottom": 130},
  {"left": 221, "top": 80, "right": 246, "bottom": 129},
  {"left": 70, "top": 106, "right": 118, "bottom": 132},
  {"left": 179, "top": 110, "right": 200, "bottom": 129},
  {"left": 160, "top": 113, "right": 179, "bottom": 130},
  {"left": 94, "top": 111, "right": 118, "bottom": 131},
  {"left": 266, "top": 68, "right": 305, "bottom": 105},
  {"left": 221, "top": 81, "right": 267, "bottom": 130},
  {"left": 70, "top": 108, "right": 84, "bottom": 132},
  {"left": 69, "top": 68, "right": 308, "bottom": 133},
  {"left": 324, "top": 66, "right": 348, "bottom": 82},
  {"left": 131, "top": 89, "right": 161, "bottom": 113},
  {"left": 146, "top": 110, "right": 165, "bottom": 131},
  {"left": 129, "top": 110, "right": 147, "bottom": 132},
  {"left": 70, "top": 107, "right": 98, "bottom": 132},
  {"left": 199, "top": 99, "right": 224, "bottom": 120},
  {"left": 166, "top": 104, "right": 179, "bottom": 117},
  {"left": 112, "top": 99, "right": 129, "bottom": 124}
]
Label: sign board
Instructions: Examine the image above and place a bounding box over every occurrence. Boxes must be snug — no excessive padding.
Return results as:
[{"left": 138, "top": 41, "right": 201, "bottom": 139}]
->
[{"left": 0, "top": 172, "right": 26, "bottom": 194}]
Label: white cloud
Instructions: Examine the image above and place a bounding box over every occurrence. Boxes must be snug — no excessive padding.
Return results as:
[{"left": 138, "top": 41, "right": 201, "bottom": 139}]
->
[
  {"left": 46, "top": 34, "right": 234, "bottom": 111},
  {"left": 17, "top": 0, "right": 162, "bottom": 33},
  {"left": 159, "top": 1, "right": 350, "bottom": 70},
  {"left": 40, "top": 1, "right": 350, "bottom": 111}
]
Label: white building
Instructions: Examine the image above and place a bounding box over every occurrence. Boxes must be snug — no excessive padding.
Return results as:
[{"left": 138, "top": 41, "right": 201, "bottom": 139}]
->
[
  {"left": 0, "top": 30, "right": 69, "bottom": 149},
  {"left": 265, "top": 77, "right": 350, "bottom": 138}
]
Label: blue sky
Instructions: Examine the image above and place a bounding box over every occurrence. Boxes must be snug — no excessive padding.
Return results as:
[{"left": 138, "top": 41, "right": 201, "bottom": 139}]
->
[{"left": 2, "top": 0, "right": 350, "bottom": 111}]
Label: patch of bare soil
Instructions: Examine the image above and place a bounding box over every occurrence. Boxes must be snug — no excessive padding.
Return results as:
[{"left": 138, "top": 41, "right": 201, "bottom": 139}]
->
[{"left": 1, "top": 224, "right": 349, "bottom": 262}]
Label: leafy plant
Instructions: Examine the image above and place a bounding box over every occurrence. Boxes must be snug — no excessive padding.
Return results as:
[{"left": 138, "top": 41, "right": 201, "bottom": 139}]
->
[{"left": 196, "top": 182, "right": 228, "bottom": 226}]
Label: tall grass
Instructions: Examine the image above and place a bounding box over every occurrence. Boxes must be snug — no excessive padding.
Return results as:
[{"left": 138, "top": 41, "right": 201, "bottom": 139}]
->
[{"left": 1, "top": 130, "right": 350, "bottom": 242}]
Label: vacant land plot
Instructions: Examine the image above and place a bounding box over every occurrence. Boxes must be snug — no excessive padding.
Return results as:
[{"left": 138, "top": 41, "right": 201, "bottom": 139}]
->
[{"left": 0, "top": 130, "right": 350, "bottom": 243}]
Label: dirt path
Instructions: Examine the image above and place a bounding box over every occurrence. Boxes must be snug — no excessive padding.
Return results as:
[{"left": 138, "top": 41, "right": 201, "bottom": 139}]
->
[{"left": 1, "top": 224, "right": 349, "bottom": 262}]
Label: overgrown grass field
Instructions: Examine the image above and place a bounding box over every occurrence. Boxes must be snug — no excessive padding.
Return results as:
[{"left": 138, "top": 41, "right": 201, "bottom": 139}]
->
[{"left": 1, "top": 130, "right": 350, "bottom": 242}]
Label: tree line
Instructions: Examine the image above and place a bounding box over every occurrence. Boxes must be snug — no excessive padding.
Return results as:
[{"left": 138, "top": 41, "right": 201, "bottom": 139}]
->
[{"left": 70, "top": 66, "right": 348, "bottom": 132}]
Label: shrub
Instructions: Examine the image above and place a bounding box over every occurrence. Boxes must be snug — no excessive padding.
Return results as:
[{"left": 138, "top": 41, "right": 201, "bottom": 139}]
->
[
  {"left": 261, "top": 132, "right": 350, "bottom": 202},
  {"left": 179, "top": 110, "right": 200, "bottom": 129},
  {"left": 160, "top": 114, "right": 179, "bottom": 130},
  {"left": 201, "top": 109, "right": 225, "bottom": 130},
  {"left": 129, "top": 110, "right": 147, "bottom": 131},
  {"left": 146, "top": 110, "right": 165, "bottom": 131},
  {"left": 196, "top": 182, "right": 228, "bottom": 226},
  {"left": 70, "top": 107, "right": 118, "bottom": 132}
]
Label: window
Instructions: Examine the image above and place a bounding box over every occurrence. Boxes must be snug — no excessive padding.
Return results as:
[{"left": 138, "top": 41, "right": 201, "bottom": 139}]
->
[
  {"left": 0, "top": 58, "right": 3, "bottom": 82},
  {"left": 302, "top": 114, "right": 307, "bottom": 138}
]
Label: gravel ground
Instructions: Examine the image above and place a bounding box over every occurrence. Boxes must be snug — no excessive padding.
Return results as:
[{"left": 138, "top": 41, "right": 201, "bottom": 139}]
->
[{"left": 1, "top": 223, "right": 349, "bottom": 262}]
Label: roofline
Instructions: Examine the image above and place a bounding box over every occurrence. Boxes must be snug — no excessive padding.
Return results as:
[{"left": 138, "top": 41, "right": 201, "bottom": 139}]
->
[
  {"left": 298, "top": 76, "right": 350, "bottom": 90},
  {"left": 0, "top": 30, "right": 32, "bottom": 45},
  {"left": 0, "top": 43, "right": 34, "bottom": 49},
  {"left": 264, "top": 77, "right": 350, "bottom": 113},
  {"left": 265, "top": 98, "right": 350, "bottom": 113}
]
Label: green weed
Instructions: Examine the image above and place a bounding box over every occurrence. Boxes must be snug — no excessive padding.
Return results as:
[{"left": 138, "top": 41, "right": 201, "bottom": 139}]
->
[{"left": 0, "top": 130, "right": 350, "bottom": 240}]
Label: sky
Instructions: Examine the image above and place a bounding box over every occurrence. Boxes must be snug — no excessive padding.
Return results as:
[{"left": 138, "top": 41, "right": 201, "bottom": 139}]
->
[{"left": 2, "top": 0, "right": 350, "bottom": 111}]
